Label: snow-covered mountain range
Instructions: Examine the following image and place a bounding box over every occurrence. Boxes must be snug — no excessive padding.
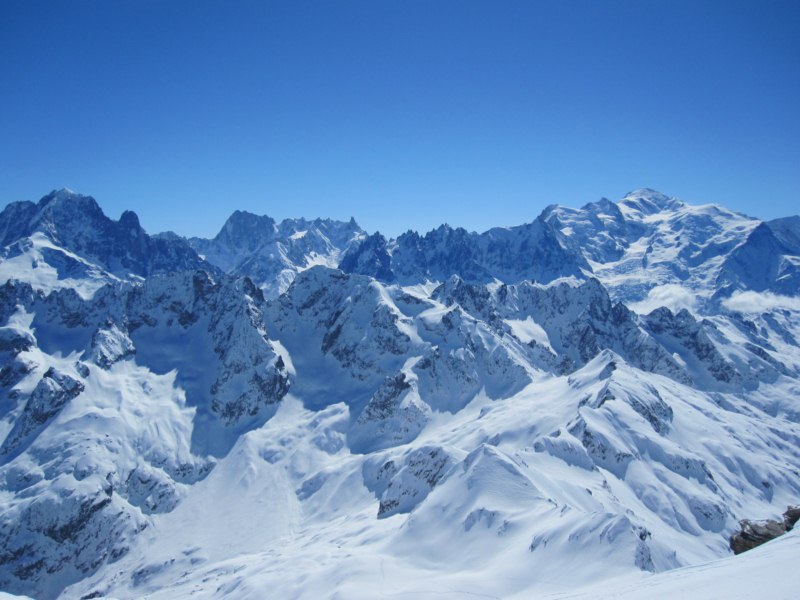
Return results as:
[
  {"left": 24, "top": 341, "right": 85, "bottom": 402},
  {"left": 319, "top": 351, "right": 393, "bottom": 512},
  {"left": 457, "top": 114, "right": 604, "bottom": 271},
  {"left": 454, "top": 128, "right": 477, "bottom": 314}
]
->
[{"left": 0, "top": 188, "right": 799, "bottom": 599}]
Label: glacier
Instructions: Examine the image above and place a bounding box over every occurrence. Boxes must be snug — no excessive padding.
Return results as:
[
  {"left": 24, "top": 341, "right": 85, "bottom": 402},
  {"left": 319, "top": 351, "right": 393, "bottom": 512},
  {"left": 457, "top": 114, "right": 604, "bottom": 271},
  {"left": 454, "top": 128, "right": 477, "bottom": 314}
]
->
[{"left": 0, "top": 187, "right": 798, "bottom": 599}]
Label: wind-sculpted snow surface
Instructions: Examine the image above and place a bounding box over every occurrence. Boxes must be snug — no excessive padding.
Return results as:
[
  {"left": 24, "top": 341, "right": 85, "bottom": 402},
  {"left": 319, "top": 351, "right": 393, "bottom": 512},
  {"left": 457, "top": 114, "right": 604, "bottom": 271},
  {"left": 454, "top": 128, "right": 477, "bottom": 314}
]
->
[{"left": 0, "top": 188, "right": 799, "bottom": 599}]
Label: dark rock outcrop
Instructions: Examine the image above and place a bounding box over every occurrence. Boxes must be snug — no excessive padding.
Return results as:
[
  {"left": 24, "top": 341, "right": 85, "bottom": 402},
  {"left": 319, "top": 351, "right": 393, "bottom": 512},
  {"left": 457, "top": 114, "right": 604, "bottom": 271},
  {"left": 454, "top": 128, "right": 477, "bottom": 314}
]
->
[{"left": 729, "top": 505, "right": 800, "bottom": 554}]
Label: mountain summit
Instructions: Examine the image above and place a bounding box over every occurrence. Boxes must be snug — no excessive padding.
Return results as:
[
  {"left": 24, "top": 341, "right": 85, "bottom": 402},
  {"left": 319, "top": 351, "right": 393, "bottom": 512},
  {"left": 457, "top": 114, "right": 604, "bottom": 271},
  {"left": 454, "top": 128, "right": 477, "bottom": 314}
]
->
[
  {"left": 187, "top": 211, "right": 366, "bottom": 296},
  {"left": 0, "top": 189, "right": 209, "bottom": 297},
  {"left": 618, "top": 187, "right": 686, "bottom": 216}
]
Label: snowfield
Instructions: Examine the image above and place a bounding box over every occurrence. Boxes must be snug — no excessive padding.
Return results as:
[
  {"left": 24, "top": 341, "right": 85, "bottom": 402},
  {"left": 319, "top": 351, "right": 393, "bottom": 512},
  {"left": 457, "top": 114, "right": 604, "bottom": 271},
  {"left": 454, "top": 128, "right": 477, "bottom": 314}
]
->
[
  {"left": 542, "top": 527, "right": 800, "bottom": 600},
  {"left": 1, "top": 188, "right": 799, "bottom": 599}
]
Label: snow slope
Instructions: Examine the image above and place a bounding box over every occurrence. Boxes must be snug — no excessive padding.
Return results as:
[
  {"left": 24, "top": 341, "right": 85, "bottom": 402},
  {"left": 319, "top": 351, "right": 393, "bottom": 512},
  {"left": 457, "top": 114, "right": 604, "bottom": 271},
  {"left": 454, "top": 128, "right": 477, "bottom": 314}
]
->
[
  {"left": 0, "top": 188, "right": 799, "bottom": 599},
  {"left": 61, "top": 356, "right": 800, "bottom": 599},
  {"left": 540, "top": 527, "right": 800, "bottom": 600}
]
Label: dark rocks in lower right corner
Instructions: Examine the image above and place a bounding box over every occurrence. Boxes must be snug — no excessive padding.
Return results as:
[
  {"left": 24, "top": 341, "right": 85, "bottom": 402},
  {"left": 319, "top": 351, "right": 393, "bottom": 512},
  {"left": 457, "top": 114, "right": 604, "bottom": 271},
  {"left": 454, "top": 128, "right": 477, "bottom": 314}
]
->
[
  {"left": 729, "top": 505, "right": 800, "bottom": 554},
  {"left": 783, "top": 505, "right": 800, "bottom": 529}
]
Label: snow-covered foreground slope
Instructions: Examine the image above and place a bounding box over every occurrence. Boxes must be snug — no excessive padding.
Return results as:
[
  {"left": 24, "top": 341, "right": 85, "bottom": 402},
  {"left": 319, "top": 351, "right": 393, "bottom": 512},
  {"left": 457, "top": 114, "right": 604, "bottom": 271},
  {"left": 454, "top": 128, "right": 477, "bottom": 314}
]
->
[
  {"left": 62, "top": 358, "right": 800, "bottom": 599},
  {"left": 541, "top": 527, "right": 800, "bottom": 600},
  {"left": 1, "top": 188, "right": 799, "bottom": 599}
]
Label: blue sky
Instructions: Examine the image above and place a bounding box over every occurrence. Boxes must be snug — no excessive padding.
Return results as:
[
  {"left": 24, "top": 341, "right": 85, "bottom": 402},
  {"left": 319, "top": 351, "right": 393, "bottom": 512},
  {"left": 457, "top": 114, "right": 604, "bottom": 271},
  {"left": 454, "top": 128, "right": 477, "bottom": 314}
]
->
[{"left": 1, "top": 0, "right": 798, "bottom": 238}]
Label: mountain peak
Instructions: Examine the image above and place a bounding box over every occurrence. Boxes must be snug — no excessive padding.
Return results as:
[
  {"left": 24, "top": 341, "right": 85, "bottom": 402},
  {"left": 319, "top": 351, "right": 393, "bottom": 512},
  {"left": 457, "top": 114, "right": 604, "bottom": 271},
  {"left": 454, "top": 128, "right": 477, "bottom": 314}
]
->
[
  {"left": 35, "top": 189, "right": 107, "bottom": 228},
  {"left": 0, "top": 189, "right": 211, "bottom": 288},
  {"left": 119, "top": 210, "right": 141, "bottom": 230},
  {"left": 619, "top": 188, "right": 684, "bottom": 216},
  {"left": 214, "top": 210, "right": 277, "bottom": 247},
  {"left": 39, "top": 187, "right": 88, "bottom": 203},
  {"left": 624, "top": 187, "right": 670, "bottom": 200},
  {"left": 51, "top": 187, "right": 77, "bottom": 198}
]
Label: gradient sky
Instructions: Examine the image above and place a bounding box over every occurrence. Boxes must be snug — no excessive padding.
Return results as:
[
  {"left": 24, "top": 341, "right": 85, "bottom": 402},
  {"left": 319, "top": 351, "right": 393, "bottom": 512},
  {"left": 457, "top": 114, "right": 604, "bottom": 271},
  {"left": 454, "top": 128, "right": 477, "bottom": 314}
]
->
[{"left": 1, "top": 0, "right": 798, "bottom": 238}]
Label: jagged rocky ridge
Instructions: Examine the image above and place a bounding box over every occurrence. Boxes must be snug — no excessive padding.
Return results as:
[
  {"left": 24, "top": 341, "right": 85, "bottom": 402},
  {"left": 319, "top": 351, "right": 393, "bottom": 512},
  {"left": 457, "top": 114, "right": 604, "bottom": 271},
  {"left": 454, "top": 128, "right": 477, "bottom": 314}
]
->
[
  {"left": 185, "top": 210, "right": 366, "bottom": 297},
  {"left": 0, "top": 188, "right": 798, "bottom": 599},
  {"left": 0, "top": 190, "right": 210, "bottom": 299},
  {"left": 340, "top": 218, "right": 589, "bottom": 285}
]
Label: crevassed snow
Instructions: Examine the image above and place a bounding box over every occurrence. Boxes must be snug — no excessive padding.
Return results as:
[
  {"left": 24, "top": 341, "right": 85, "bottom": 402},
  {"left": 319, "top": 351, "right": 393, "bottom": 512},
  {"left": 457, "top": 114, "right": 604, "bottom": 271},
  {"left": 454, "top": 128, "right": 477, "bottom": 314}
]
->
[{"left": 549, "top": 190, "right": 763, "bottom": 310}]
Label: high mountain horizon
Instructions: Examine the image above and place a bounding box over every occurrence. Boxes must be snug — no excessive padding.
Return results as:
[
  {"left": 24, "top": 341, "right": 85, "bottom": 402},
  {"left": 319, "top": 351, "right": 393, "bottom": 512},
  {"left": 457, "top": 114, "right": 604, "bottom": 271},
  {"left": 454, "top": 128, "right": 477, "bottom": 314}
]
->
[
  {"left": 2, "top": 186, "right": 797, "bottom": 309},
  {"left": 0, "top": 186, "right": 799, "bottom": 599}
]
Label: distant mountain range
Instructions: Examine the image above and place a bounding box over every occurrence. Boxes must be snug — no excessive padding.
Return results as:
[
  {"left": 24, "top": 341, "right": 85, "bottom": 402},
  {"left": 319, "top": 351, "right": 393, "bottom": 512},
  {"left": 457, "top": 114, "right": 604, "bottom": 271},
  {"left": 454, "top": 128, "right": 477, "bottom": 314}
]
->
[
  {"left": 3, "top": 187, "right": 796, "bottom": 307},
  {"left": 0, "top": 188, "right": 798, "bottom": 599}
]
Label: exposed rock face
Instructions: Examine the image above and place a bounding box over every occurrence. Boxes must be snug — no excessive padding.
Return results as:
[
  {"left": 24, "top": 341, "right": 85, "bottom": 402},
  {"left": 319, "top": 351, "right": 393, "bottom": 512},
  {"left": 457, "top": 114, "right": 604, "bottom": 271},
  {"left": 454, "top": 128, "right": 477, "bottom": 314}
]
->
[
  {"left": 730, "top": 506, "right": 800, "bottom": 554},
  {"left": 0, "top": 477, "right": 146, "bottom": 600},
  {"left": 643, "top": 307, "right": 741, "bottom": 387},
  {"left": 0, "top": 189, "right": 209, "bottom": 283},
  {"left": 266, "top": 267, "right": 415, "bottom": 395},
  {"left": 338, "top": 232, "right": 394, "bottom": 281},
  {"left": 3, "top": 269, "right": 293, "bottom": 452},
  {"left": 350, "top": 372, "right": 429, "bottom": 453},
  {"left": 90, "top": 323, "right": 136, "bottom": 369},
  {"left": 434, "top": 276, "right": 689, "bottom": 381},
  {"left": 340, "top": 217, "right": 589, "bottom": 285},
  {"left": 717, "top": 221, "right": 800, "bottom": 296},
  {"left": 188, "top": 210, "right": 366, "bottom": 297},
  {"left": 0, "top": 368, "right": 84, "bottom": 459},
  {"left": 362, "top": 446, "right": 454, "bottom": 518}
]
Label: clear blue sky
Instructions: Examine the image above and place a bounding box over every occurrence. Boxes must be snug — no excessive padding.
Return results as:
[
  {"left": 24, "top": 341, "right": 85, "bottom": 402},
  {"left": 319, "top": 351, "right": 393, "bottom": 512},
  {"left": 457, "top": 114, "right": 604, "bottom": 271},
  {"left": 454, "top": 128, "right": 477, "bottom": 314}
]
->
[{"left": 1, "top": 0, "right": 798, "bottom": 238}]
